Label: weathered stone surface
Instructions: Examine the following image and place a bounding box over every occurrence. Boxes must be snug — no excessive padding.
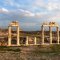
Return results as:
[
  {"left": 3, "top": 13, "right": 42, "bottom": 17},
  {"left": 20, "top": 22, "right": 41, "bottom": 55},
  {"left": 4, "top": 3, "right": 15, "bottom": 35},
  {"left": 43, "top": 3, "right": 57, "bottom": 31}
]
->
[{"left": 0, "top": 46, "right": 60, "bottom": 60}]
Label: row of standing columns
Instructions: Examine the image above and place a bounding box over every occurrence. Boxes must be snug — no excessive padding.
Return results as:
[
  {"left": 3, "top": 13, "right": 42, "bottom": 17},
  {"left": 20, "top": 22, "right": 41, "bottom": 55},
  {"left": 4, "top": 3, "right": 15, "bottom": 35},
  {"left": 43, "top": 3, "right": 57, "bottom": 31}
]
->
[
  {"left": 8, "top": 26, "right": 37, "bottom": 46},
  {"left": 42, "top": 26, "right": 59, "bottom": 45},
  {"left": 8, "top": 21, "right": 37, "bottom": 46},
  {"left": 8, "top": 27, "right": 59, "bottom": 46},
  {"left": 8, "top": 26, "right": 59, "bottom": 46}
]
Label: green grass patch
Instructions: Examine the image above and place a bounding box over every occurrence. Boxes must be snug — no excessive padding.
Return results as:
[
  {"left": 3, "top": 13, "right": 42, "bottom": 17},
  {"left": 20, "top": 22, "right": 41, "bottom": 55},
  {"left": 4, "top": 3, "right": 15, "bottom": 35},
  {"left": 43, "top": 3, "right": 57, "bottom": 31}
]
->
[
  {"left": 31, "top": 45, "right": 60, "bottom": 56},
  {"left": 0, "top": 46, "right": 21, "bottom": 52}
]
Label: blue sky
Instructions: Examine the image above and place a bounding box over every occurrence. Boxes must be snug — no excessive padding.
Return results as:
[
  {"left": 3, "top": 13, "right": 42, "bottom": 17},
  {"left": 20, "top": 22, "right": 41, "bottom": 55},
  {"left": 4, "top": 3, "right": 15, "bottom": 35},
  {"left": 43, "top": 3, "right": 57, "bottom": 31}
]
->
[{"left": 0, "top": 0, "right": 60, "bottom": 31}]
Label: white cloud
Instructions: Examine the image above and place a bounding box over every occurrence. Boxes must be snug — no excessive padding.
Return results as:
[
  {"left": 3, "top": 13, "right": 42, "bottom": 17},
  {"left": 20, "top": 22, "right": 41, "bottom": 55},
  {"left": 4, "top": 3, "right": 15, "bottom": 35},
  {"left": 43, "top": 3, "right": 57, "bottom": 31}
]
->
[
  {"left": 0, "top": 8, "right": 35, "bottom": 17},
  {"left": 34, "top": 0, "right": 46, "bottom": 7},
  {"left": 0, "top": 8, "right": 9, "bottom": 13},
  {"left": 2, "top": 8, "right": 8, "bottom": 12},
  {"left": 3, "top": 0, "right": 60, "bottom": 12},
  {"left": 0, "top": 8, "right": 48, "bottom": 18},
  {"left": 24, "top": 11, "right": 35, "bottom": 17},
  {"left": 47, "top": 2, "right": 60, "bottom": 11},
  {"left": 19, "top": 9, "right": 48, "bottom": 17},
  {"left": 35, "top": 12, "right": 48, "bottom": 17},
  {"left": 19, "top": 9, "right": 35, "bottom": 17},
  {"left": 33, "top": 0, "right": 60, "bottom": 11}
]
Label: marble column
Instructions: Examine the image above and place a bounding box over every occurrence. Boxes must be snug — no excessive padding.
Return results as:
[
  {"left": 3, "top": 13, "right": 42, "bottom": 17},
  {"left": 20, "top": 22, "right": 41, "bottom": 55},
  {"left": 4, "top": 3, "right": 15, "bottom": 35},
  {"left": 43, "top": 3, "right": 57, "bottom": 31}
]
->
[
  {"left": 26, "top": 36, "right": 29, "bottom": 45},
  {"left": 49, "top": 26, "right": 52, "bottom": 44},
  {"left": 42, "top": 26, "right": 44, "bottom": 45},
  {"left": 8, "top": 26, "right": 11, "bottom": 46},
  {"left": 57, "top": 27, "right": 59, "bottom": 44},
  {"left": 34, "top": 37, "right": 37, "bottom": 45},
  {"left": 17, "top": 26, "right": 20, "bottom": 46}
]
